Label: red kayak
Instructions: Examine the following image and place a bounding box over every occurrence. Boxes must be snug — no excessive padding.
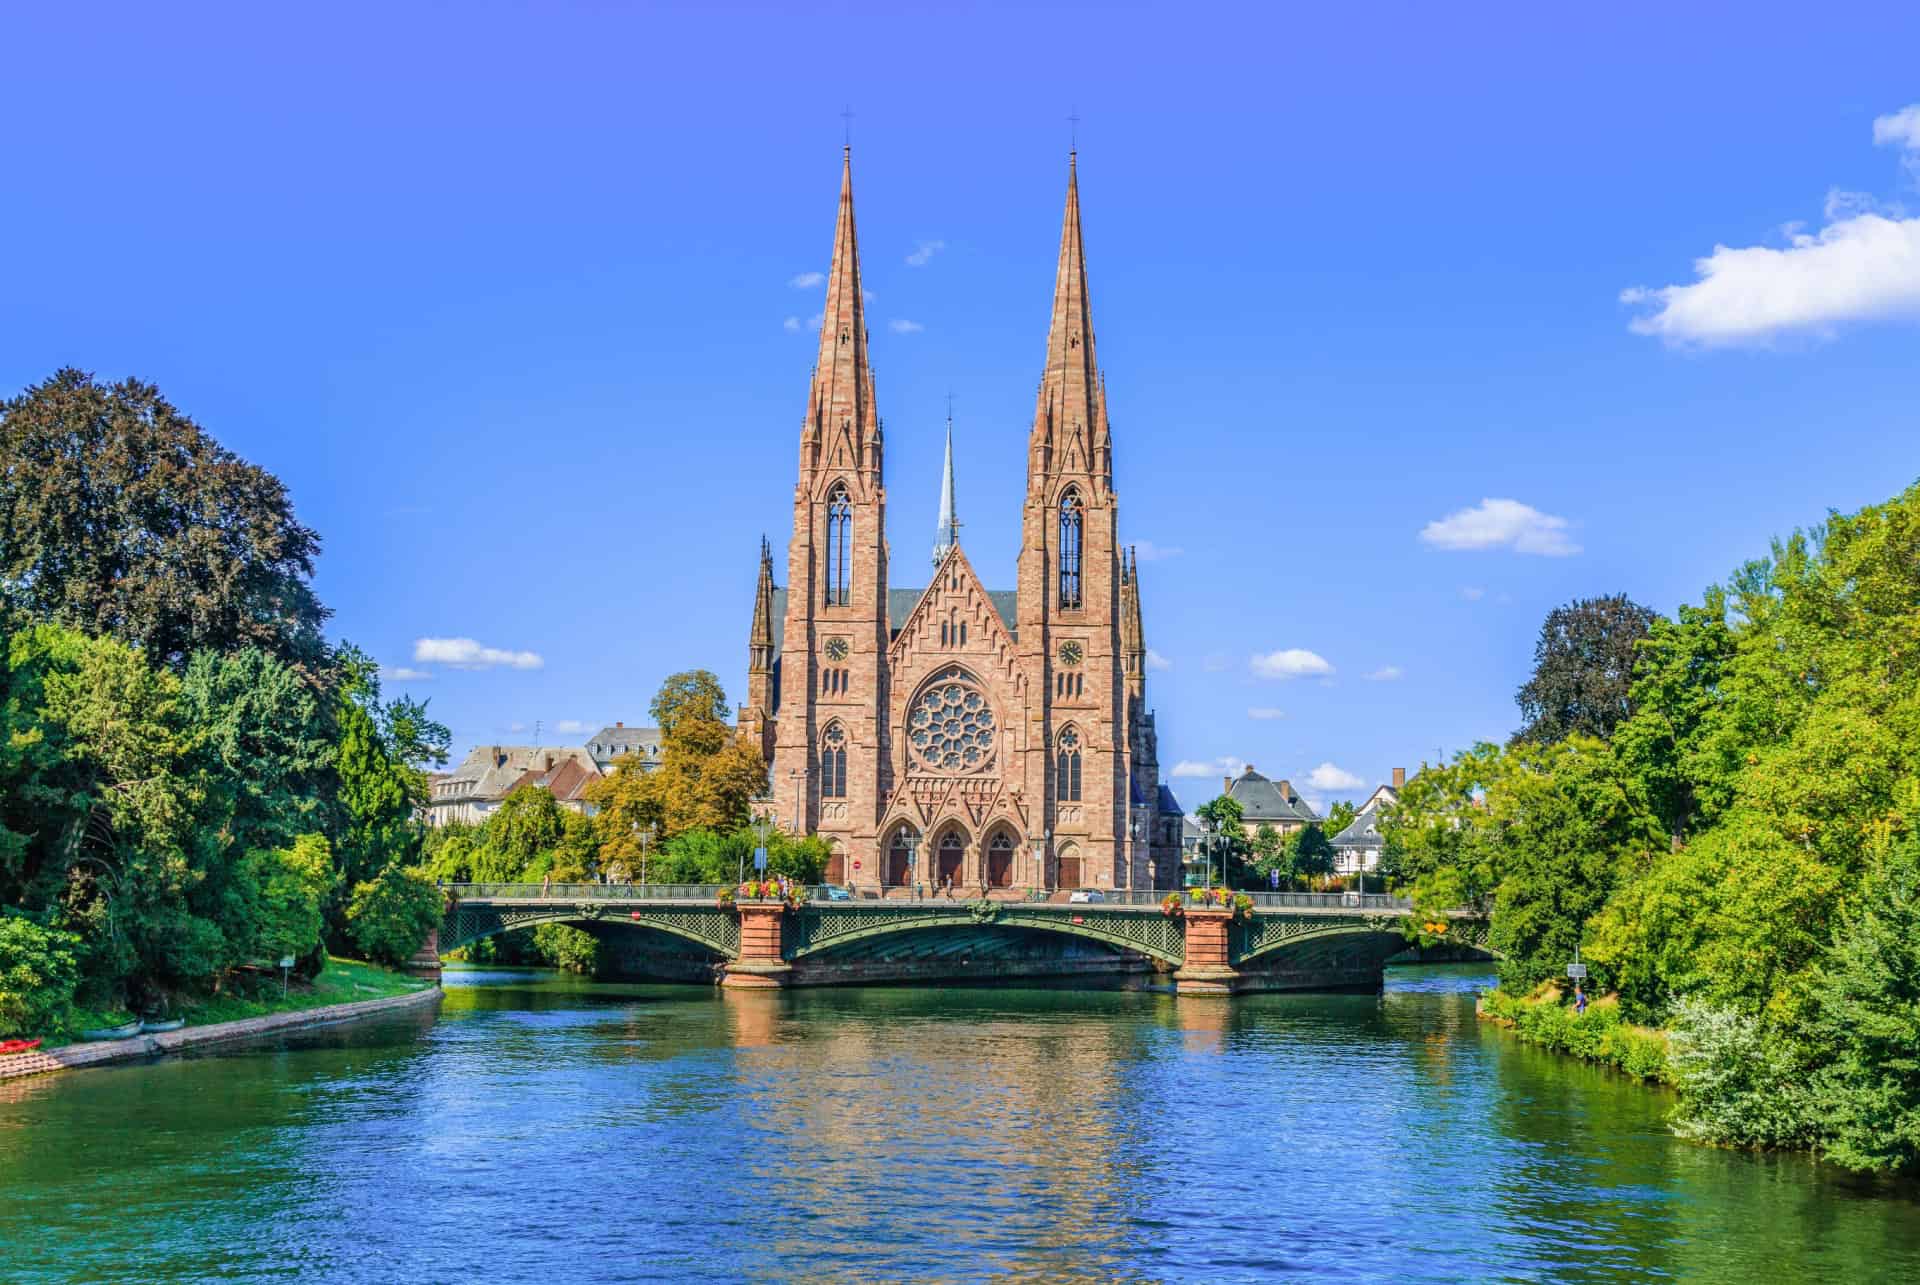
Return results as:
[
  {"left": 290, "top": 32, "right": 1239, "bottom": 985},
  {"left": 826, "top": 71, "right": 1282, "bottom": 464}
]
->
[{"left": 0, "top": 1039, "right": 43, "bottom": 1056}]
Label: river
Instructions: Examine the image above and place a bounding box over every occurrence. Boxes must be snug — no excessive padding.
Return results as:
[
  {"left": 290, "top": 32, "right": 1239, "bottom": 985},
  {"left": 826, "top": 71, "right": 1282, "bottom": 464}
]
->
[{"left": 2, "top": 966, "right": 1914, "bottom": 1283}]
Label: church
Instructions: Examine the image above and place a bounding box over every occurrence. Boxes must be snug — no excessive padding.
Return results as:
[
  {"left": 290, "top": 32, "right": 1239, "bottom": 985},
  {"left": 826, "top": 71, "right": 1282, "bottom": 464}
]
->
[{"left": 740, "top": 148, "right": 1182, "bottom": 895}]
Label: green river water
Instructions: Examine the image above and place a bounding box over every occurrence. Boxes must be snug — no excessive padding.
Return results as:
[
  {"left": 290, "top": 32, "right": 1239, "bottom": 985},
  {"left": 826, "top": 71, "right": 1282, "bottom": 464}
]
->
[{"left": 2, "top": 965, "right": 1915, "bottom": 1282}]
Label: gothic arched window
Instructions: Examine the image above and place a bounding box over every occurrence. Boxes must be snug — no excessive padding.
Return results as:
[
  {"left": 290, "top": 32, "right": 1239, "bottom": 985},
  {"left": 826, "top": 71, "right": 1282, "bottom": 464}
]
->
[
  {"left": 820, "top": 722, "right": 847, "bottom": 798},
  {"left": 1058, "top": 488, "right": 1083, "bottom": 609},
  {"left": 1056, "top": 726, "right": 1082, "bottom": 802},
  {"left": 826, "top": 484, "right": 852, "bottom": 607}
]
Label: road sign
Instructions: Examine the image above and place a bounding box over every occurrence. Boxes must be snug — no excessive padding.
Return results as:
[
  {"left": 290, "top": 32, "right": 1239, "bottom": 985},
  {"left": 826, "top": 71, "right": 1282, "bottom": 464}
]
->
[
  {"left": 853, "top": 860, "right": 862, "bottom": 871},
  {"left": 753, "top": 846, "right": 768, "bottom": 872},
  {"left": 1567, "top": 963, "right": 1588, "bottom": 980},
  {"left": 278, "top": 956, "right": 294, "bottom": 970}
]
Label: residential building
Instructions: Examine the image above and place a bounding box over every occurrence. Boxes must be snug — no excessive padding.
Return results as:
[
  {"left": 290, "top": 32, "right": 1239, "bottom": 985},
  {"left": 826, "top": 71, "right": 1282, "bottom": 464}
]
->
[
  {"left": 1331, "top": 767, "right": 1407, "bottom": 876},
  {"left": 427, "top": 745, "right": 602, "bottom": 827},
  {"left": 586, "top": 723, "right": 664, "bottom": 775}
]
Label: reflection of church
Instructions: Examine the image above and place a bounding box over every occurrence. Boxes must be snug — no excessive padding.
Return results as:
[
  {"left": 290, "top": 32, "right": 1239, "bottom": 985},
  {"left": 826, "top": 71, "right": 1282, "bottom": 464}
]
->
[{"left": 741, "top": 148, "right": 1181, "bottom": 893}]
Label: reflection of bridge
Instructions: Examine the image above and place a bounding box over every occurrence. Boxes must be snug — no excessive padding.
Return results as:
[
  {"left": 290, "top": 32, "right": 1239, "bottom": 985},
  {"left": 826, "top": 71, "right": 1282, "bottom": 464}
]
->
[{"left": 436, "top": 885, "right": 1491, "bottom": 996}]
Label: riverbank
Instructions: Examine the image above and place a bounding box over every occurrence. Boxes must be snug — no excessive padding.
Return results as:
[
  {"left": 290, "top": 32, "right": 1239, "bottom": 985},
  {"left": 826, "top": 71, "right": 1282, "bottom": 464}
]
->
[
  {"left": 0, "top": 975, "right": 442, "bottom": 1082},
  {"left": 1477, "top": 984, "right": 1670, "bottom": 1082}
]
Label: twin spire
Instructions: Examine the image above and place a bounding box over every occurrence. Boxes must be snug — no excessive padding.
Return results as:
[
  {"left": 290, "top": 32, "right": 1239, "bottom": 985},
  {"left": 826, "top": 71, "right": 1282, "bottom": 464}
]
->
[{"left": 804, "top": 146, "right": 1103, "bottom": 558}]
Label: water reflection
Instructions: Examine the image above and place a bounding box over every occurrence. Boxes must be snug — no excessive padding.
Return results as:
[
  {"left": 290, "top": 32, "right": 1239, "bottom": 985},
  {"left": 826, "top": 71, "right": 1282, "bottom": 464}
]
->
[{"left": 0, "top": 966, "right": 1915, "bottom": 1283}]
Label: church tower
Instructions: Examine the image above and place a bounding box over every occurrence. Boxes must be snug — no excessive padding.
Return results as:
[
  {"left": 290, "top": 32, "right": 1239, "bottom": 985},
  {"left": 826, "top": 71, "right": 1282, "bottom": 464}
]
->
[
  {"left": 770, "top": 148, "right": 891, "bottom": 859},
  {"left": 1016, "top": 152, "right": 1144, "bottom": 890}
]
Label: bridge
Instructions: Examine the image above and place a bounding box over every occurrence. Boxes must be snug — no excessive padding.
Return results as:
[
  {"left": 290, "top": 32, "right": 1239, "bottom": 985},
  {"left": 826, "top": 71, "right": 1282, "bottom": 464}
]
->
[{"left": 435, "top": 884, "right": 1490, "bottom": 995}]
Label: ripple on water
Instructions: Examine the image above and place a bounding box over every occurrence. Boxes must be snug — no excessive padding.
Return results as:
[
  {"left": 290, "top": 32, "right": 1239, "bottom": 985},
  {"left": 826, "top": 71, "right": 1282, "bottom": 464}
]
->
[{"left": 1, "top": 966, "right": 1916, "bottom": 1283}]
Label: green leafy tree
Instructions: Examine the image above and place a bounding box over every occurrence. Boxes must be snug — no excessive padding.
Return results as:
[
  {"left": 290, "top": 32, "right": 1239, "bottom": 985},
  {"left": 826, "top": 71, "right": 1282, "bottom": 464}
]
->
[
  {"left": 0, "top": 913, "right": 82, "bottom": 1039},
  {"left": 0, "top": 369, "right": 327, "bottom": 670},
  {"left": 1514, "top": 594, "right": 1658, "bottom": 745},
  {"left": 1249, "top": 823, "right": 1286, "bottom": 886},
  {"left": 179, "top": 647, "right": 331, "bottom": 855},
  {"left": 1290, "top": 825, "right": 1336, "bottom": 889},
  {"left": 345, "top": 864, "right": 442, "bottom": 966},
  {"left": 1811, "top": 832, "right": 1920, "bottom": 1174},
  {"left": 1193, "top": 795, "right": 1250, "bottom": 887},
  {"left": 1322, "top": 799, "right": 1358, "bottom": 840},
  {"left": 586, "top": 670, "right": 765, "bottom": 840},
  {"left": 240, "top": 834, "right": 335, "bottom": 964}
]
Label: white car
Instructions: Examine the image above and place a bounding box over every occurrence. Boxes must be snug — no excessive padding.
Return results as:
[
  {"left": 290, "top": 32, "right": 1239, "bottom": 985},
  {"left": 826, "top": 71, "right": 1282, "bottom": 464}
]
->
[{"left": 1067, "top": 889, "right": 1104, "bottom": 903}]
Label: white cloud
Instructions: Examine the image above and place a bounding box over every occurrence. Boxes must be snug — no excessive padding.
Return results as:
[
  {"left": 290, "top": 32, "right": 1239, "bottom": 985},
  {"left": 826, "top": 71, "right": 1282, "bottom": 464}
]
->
[
  {"left": 905, "top": 240, "right": 945, "bottom": 267},
  {"left": 1420, "top": 498, "right": 1580, "bottom": 556},
  {"left": 1146, "top": 649, "right": 1171, "bottom": 671},
  {"left": 1306, "top": 762, "right": 1366, "bottom": 791},
  {"left": 1250, "top": 648, "right": 1334, "bottom": 680},
  {"left": 1132, "top": 540, "right": 1184, "bottom": 561},
  {"left": 413, "top": 637, "right": 544, "bottom": 671},
  {"left": 1364, "top": 665, "right": 1403, "bottom": 681},
  {"left": 1460, "top": 586, "right": 1486, "bottom": 602},
  {"left": 889, "top": 319, "right": 924, "bottom": 334},
  {"left": 1874, "top": 103, "right": 1920, "bottom": 174},
  {"left": 1623, "top": 106, "right": 1920, "bottom": 346},
  {"left": 553, "top": 719, "right": 594, "bottom": 735},
  {"left": 380, "top": 666, "right": 432, "bottom": 682},
  {"left": 1247, "top": 706, "right": 1287, "bottom": 720},
  {"left": 1171, "top": 756, "right": 1247, "bottom": 780},
  {"left": 788, "top": 271, "right": 825, "bottom": 289},
  {"left": 782, "top": 316, "right": 801, "bottom": 333}
]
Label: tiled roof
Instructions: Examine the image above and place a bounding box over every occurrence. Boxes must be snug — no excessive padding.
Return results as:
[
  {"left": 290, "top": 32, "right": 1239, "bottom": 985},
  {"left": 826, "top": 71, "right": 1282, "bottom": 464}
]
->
[
  {"left": 587, "top": 725, "right": 664, "bottom": 765},
  {"left": 542, "top": 756, "right": 599, "bottom": 802},
  {"left": 1225, "top": 768, "right": 1322, "bottom": 824},
  {"left": 441, "top": 745, "right": 599, "bottom": 802},
  {"left": 769, "top": 587, "right": 1019, "bottom": 654}
]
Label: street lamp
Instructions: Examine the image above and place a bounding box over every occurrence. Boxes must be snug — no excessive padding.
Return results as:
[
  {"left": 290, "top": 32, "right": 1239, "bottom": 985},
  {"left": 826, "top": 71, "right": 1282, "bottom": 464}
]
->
[
  {"left": 1038, "top": 827, "right": 1051, "bottom": 896},
  {"left": 904, "top": 828, "right": 921, "bottom": 900},
  {"left": 746, "top": 796, "right": 774, "bottom": 885},
  {"left": 638, "top": 821, "right": 655, "bottom": 888}
]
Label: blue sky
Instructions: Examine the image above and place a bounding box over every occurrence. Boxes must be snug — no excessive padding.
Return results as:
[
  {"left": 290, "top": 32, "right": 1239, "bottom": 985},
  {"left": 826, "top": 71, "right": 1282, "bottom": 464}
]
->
[{"left": 5, "top": 3, "right": 1919, "bottom": 812}]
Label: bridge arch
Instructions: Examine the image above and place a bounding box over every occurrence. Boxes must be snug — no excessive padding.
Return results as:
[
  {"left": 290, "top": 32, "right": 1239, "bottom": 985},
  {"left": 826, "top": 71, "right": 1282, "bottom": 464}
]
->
[
  {"left": 440, "top": 901, "right": 740, "bottom": 959},
  {"left": 787, "top": 904, "right": 1184, "bottom": 966},
  {"left": 1231, "top": 917, "right": 1494, "bottom": 970}
]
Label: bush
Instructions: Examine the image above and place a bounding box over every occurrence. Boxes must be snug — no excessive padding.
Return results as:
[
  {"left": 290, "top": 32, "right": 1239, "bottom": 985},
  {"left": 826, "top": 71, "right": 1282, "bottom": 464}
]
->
[
  {"left": 345, "top": 865, "right": 442, "bottom": 966},
  {"left": 1666, "top": 997, "right": 1819, "bottom": 1150},
  {"left": 532, "top": 923, "right": 601, "bottom": 974},
  {"left": 241, "top": 833, "right": 335, "bottom": 964},
  {"left": 0, "top": 913, "right": 83, "bottom": 1038},
  {"left": 1479, "top": 986, "right": 1671, "bottom": 1084}
]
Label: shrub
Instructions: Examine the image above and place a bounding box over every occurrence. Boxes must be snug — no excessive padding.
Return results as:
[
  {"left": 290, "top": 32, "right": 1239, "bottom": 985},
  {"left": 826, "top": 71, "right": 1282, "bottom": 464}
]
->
[
  {"left": 345, "top": 865, "right": 442, "bottom": 966},
  {"left": 0, "top": 914, "right": 83, "bottom": 1039},
  {"left": 1666, "top": 997, "right": 1819, "bottom": 1150},
  {"left": 532, "top": 923, "right": 601, "bottom": 975},
  {"left": 1479, "top": 986, "right": 1671, "bottom": 1084}
]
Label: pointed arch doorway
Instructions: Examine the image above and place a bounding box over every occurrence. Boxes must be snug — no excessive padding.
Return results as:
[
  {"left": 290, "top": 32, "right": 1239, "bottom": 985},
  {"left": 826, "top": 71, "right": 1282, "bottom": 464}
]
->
[
  {"left": 935, "top": 829, "right": 967, "bottom": 890},
  {"left": 986, "top": 831, "right": 1015, "bottom": 889}
]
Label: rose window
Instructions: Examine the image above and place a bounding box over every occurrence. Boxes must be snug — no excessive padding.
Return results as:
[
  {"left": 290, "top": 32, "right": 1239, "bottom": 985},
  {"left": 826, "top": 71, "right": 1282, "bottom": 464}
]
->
[{"left": 908, "top": 668, "right": 996, "bottom": 774}]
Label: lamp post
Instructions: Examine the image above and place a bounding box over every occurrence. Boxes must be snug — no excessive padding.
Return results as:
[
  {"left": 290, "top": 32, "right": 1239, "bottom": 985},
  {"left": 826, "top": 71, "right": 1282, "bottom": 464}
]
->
[
  {"left": 745, "top": 796, "right": 774, "bottom": 886},
  {"left": 905, "top": 828, "right": 920, "bottom": 900},
  {"left": 640, "top": 822, "right": 655, "bottom": 888},
  {"left": 1038, "top": 827, "right": 1051, "bottom": 896}
]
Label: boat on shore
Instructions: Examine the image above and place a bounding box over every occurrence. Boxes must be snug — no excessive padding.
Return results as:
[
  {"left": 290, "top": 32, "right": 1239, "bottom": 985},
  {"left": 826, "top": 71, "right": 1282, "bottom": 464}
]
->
[
  {"left": 140, "top": 1018, "right": 186, "bottom": 1033},
  {"left": 0, "top": 1039, "right": 43, "bottom": 1056},
  {"left": 80, "top": 1020, "right": 142, "bottom": 1042}
]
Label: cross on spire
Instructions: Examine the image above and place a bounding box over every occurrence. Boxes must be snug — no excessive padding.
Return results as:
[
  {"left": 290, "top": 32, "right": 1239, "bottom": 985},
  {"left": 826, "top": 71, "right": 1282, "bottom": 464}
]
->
[
  {"left": 1067, "top": 107, "right": 1081, "bottom": 151},
  {"left": 840, "top": 105, "right": 854, "bottom": 148}
]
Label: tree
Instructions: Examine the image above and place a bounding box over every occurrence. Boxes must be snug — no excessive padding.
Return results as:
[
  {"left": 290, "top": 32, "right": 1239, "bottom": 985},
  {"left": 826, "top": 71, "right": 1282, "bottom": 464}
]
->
[
  {"left": 0, "top": 369, "right": 327, "bottom": 670},
  {"left": 1290, "top": 825, "right": 1336, "bottom": 889},
  {"left": 326, "top": 647, "right": 447, "bottom": 933},
  {"left": 179, "top": 647, "right": 332, "bottom": 856},
  {"left": 1611, "top": 592, "right": 1739, "bottom": 847},
  {"left": 587, "top": 671, "right": 766, "bottom": 840},
  {"left": 1249, "top": 823, "right": 1286, "bottom": 886},
  {"left": 1193, "top": 795, "right": 1250, "bottom": 887},
  {"left": 241, "top": 834, "right": 335, "bottom": 964},
  {"left": 1514, "top": 594, "right": 1658, "bottom": 745},
  {"left": 1323, "top": 799, "right": 1358, "bottom": 840},
  {"left": 1811, "top": 832, "right": 1920, "bottom": 1174},
  {"left": 0, "top": 912, "right": 81, "bottom": 1039},
  {"left": 345, "top": 864, "right": 441, "bottom": 966}
]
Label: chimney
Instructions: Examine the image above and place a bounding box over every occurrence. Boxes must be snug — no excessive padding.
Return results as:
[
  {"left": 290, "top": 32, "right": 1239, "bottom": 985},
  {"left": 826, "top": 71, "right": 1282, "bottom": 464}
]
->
[
  {"left": 1223, "top": 776, "right": 1231, "bottom": 796},
  {"left": 616, "top": 720, "right": 623, "bottom": 727},
  {"left": 1393, "top": 766, "right": 1406, "bottom": 790}
]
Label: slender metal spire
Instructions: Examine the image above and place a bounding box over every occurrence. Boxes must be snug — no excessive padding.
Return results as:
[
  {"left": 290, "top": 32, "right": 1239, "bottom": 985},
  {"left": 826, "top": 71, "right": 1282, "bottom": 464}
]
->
[{"left": 932, "top": 402, "right": 960, "bottom": 567}]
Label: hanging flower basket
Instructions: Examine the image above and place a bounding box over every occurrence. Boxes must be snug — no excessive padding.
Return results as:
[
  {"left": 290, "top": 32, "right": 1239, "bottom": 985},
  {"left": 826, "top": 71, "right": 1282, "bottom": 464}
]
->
[{"left": 1160, "top": 892, "right": 1185, "bottom": 917}]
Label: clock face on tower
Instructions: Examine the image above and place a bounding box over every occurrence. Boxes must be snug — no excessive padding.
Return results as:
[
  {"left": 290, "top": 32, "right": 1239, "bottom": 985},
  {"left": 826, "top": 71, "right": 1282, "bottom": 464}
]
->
[
  {"left": 824, "top": 637, "right": 850, "bottom": 661},
  {"left": 1057, "top": 640, "right": 1084, "bottom": 666}
]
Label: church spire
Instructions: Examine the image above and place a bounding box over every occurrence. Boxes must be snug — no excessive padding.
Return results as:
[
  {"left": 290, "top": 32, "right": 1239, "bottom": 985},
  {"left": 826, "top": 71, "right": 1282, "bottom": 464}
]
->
[
  {"left": 932, "top": 407, "right": 959, "bottom": 567},
  {"left": 1031, "top": 150, "right": 1105, "bottom": 489},
  {"left": 804, "top": 147, "right": 881, "bottom": 482},
  {"left": 748, "top": 535, "right": 776, "bottom": 674}
]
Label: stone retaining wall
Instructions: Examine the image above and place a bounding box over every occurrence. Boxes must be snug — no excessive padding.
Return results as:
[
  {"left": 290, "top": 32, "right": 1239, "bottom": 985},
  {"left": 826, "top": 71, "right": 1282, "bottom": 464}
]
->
[{"left": 0, "top": 984, "right": 443, "bottom": 1083}]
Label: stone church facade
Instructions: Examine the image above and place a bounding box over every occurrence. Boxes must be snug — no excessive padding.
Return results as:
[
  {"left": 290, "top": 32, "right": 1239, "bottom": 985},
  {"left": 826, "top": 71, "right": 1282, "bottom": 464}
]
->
[{"left": 740, "top": 148, "right": 1179, "bottom": 894}]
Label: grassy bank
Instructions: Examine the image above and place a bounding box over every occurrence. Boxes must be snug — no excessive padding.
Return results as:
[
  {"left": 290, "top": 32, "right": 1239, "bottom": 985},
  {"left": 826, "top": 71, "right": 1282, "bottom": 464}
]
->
[
  {"left": 55, "top": 957, "right": 428, "bottom": 1049},
  {"left": 1478, "top": 984, "right": 1671, "bottom": 1083}
]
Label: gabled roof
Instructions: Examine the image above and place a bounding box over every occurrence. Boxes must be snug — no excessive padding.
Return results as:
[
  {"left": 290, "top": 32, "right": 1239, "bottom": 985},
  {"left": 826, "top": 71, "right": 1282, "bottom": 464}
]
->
[
  {"left": 587, "top": 725, "right": 664, "bottom": 763},
  {"left": 768, "top": 586, "right": 1018, "bottom": 654},
  {"left": 1225, "top": 767, "right": 1323, "bottom": 824},
  {"left": 446, "top": 745, "right": 600, "bottom": 802},
  {"left": 1333, "top": 808, "right": 1385, "bottom": 848}
]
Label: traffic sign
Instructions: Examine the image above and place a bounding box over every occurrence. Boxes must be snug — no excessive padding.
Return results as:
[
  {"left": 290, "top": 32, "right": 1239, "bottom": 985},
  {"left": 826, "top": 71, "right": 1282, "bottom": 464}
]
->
[
  {"left": 753, "top": 846, "right": 768, "bottom": 872},
  {"left": 1567, "top": 963, "right": 1588, "bottom": 980}
]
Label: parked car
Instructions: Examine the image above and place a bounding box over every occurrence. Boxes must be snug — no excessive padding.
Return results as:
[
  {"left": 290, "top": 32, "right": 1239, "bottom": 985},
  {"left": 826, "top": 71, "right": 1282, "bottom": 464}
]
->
[
  {"left": 822, "top": 885, "right": 854, "bottom": 902},
  {"left": 1068, "top": 889, "right": 1104, "bottom": 903}
]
